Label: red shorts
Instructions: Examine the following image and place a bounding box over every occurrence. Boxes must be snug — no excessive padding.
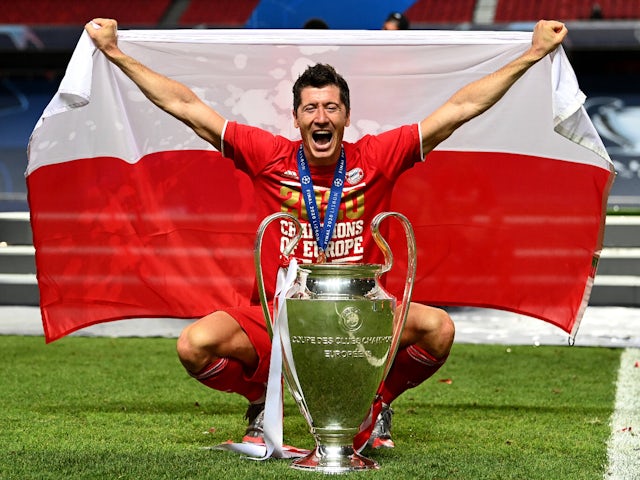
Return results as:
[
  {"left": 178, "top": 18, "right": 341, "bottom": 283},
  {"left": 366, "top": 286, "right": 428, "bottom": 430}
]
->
[{"left": 219, "top": 304, "right": 272, "bottom": 384}]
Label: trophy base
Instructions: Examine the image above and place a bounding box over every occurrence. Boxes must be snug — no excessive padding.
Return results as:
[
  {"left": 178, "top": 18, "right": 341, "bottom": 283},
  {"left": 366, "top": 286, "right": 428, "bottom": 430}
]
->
[{"left": 290, "top": 445, "right": 379, "bottom": 474}]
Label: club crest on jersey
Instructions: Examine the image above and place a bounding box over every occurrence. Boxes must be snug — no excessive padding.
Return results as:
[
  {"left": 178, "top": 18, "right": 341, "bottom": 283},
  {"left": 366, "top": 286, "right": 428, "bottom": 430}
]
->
[{"left": 345, "top": 168, "right": 364, "bottom": 185}]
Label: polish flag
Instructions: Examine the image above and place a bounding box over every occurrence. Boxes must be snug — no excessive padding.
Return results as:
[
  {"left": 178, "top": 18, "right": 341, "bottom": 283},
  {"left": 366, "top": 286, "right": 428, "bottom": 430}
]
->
[{"left": 27, "top": 29, "right": 613, "bottom": 342}]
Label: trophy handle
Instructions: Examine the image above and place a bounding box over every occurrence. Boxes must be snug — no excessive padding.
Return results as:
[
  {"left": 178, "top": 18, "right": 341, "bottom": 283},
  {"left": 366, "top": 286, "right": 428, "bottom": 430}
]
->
[
  {"left": 370, "top": 212, "right": 417, "bottom": 381},
  {"left": 254, "top": 212, "right": 303, "bottom": 337}
]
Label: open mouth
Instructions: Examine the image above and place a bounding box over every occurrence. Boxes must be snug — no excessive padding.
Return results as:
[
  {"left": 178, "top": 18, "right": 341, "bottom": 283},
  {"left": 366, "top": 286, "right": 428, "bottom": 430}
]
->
[{"left": 312, "top": 131, "right": 333, "bottom": 146}]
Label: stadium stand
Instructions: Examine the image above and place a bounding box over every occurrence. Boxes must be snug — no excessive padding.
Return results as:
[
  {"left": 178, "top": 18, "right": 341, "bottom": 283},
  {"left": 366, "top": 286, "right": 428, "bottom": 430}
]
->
[
  {"left": 494, "top": 0, "right": 640, "bottom": 22},
  {"left": 405, "top": 0, "right": 477, "bottom": 24},
  {"left": 2, "top": 1, "right": 639, "bottom": 28},
  {"left": 178, "top": 0, "right": 260, "bottom": 27},
  {"left": 0, "top": 0, "right": 171, "bottom": 26}
]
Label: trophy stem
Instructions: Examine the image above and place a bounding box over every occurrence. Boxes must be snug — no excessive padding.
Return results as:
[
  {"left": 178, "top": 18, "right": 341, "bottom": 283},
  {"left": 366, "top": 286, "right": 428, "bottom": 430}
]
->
[{"left": 291, "top": 430, "right": 378, "bottom": 473}]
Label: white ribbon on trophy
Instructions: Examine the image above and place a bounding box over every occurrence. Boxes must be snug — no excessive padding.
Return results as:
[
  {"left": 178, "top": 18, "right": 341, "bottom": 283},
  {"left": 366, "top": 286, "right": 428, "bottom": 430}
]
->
[{"left": 212, "top": 258, "right": 309, "bottom": 459}]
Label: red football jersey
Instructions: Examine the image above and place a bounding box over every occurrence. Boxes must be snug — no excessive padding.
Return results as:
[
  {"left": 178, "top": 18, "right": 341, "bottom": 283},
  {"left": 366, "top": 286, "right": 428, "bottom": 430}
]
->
[{"left": 223, "top": 121, "right": 423, "bottom": 267}]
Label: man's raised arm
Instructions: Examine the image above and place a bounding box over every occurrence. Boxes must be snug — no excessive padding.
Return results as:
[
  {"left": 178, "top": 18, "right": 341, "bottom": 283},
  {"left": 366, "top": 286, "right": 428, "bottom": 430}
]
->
[
  {"left": 85, "top": 18, "right": 226, "bottom": 150},
  {"left": 420, "top": 20, "right": 568, "bottom": 155}
]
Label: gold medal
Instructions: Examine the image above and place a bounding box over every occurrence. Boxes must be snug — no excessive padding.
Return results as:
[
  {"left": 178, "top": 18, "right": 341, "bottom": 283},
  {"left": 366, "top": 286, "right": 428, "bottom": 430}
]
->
[{"left": 317, "top": 250, "right": 327, "bottom": 264}]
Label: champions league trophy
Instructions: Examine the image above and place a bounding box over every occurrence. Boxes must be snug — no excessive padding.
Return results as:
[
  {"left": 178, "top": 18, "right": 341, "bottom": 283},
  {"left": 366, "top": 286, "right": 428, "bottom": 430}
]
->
[{"left": 254, "top": 211, "right": 416, "bottom": 473}]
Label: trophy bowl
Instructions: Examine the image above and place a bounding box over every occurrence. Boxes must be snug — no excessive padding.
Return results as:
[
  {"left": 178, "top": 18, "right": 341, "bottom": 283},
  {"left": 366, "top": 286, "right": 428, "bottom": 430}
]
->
[{"left": 255, "top": 212, "right": 416, "bottom": 474}]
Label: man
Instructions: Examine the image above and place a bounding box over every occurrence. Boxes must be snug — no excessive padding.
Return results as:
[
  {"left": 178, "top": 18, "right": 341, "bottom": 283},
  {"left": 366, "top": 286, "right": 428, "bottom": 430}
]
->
[
  {"left": 85, "top": 19, "right": 567, "bottom": 450},
  {"left": 303, "top": 18, "right": 329, "bottom": 29},
  {"left": 382, "top": 12, "right": 410, "bottom": 30}
]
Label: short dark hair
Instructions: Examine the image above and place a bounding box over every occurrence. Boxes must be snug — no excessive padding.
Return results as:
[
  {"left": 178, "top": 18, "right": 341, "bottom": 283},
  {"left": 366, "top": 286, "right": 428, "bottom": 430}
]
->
[
  {"left": 292, "top": 64, "right": 350, "bottom": 114},
  {"left": 303, "top": 18, "right": 329, "bottom": 29}
]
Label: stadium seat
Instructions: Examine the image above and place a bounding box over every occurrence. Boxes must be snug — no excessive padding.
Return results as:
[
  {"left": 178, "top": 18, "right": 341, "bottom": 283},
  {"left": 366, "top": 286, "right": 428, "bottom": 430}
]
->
[
  {"left": 0, "top": 0, "right": 170, "bottom": 26},
  {"left": 494, "top": 0, "right": 640, "bottom": 22},
  {"left": 179, "top": 0, "right": 260, "bottom": 27},
  {"left": 405, "top": 0, "right": 477, "bottom": 24}
]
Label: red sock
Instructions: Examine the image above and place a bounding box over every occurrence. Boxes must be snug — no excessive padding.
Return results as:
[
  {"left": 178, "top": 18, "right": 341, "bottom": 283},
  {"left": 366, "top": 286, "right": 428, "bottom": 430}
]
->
[
  {"left": 378, "top": 344, "right": 447, "bottom": 404},
  {"left": 191, "top": 358, "right": 265, "bottom": 403}
]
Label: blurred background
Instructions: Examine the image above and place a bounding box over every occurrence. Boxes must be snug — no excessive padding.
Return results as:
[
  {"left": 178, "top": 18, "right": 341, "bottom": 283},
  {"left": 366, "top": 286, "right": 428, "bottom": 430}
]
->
[{"left": 1, "top": 0, "right": 639, "bottom": 308}]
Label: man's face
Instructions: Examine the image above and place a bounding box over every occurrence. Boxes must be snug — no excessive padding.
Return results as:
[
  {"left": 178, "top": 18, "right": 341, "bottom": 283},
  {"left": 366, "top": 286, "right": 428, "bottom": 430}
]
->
[{"left": 294, "top": 85, "right": 350, "bottom": 165}]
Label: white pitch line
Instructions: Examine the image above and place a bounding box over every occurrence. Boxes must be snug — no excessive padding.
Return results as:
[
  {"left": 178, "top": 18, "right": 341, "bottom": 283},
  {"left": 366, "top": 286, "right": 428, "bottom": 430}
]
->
[{"left": 604, "top": 348, "right": 640, "bottom": 479}]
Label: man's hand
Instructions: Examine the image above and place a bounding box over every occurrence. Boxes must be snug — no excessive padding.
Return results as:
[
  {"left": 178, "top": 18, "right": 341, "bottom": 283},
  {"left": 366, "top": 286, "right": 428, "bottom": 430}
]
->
[
  {"left": 85, "top": 18, "right": 120, "bottom": 58},
  {"left": 529, "top": 20, "right": 568, "bottom": 60}
]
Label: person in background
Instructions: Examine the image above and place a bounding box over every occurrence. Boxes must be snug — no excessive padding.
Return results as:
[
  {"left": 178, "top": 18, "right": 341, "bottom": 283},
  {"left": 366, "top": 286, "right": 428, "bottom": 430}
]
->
[
  {"left": 590, "top": 3, "right": 604, "bottom": 19},
  {"left": 303, "top": 18, "right": 329, "bottom": 29},
  {"left": 383, "top": 12, "right": 410, "bottom": 30}
]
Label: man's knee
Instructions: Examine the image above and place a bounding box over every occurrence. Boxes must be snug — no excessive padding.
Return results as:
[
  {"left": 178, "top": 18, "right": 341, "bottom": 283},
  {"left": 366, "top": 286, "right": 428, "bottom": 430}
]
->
[
  {"left": 406, "top": 304, "right": 455, "bottom": 358},
  {"left": 176, "top": 310, "right": 260, "bottom": 375},
  {"left": 176, "top": 311, "right": 228, "bottom": 372},
  {"left": 433, "top": 308, "right": 455, "bottom": 344}
]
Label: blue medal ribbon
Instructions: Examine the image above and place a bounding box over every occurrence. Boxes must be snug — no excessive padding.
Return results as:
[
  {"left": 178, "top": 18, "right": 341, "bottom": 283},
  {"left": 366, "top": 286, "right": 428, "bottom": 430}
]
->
[{"left": 296, "top": 144, "right": 346, "bottom": 261}]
